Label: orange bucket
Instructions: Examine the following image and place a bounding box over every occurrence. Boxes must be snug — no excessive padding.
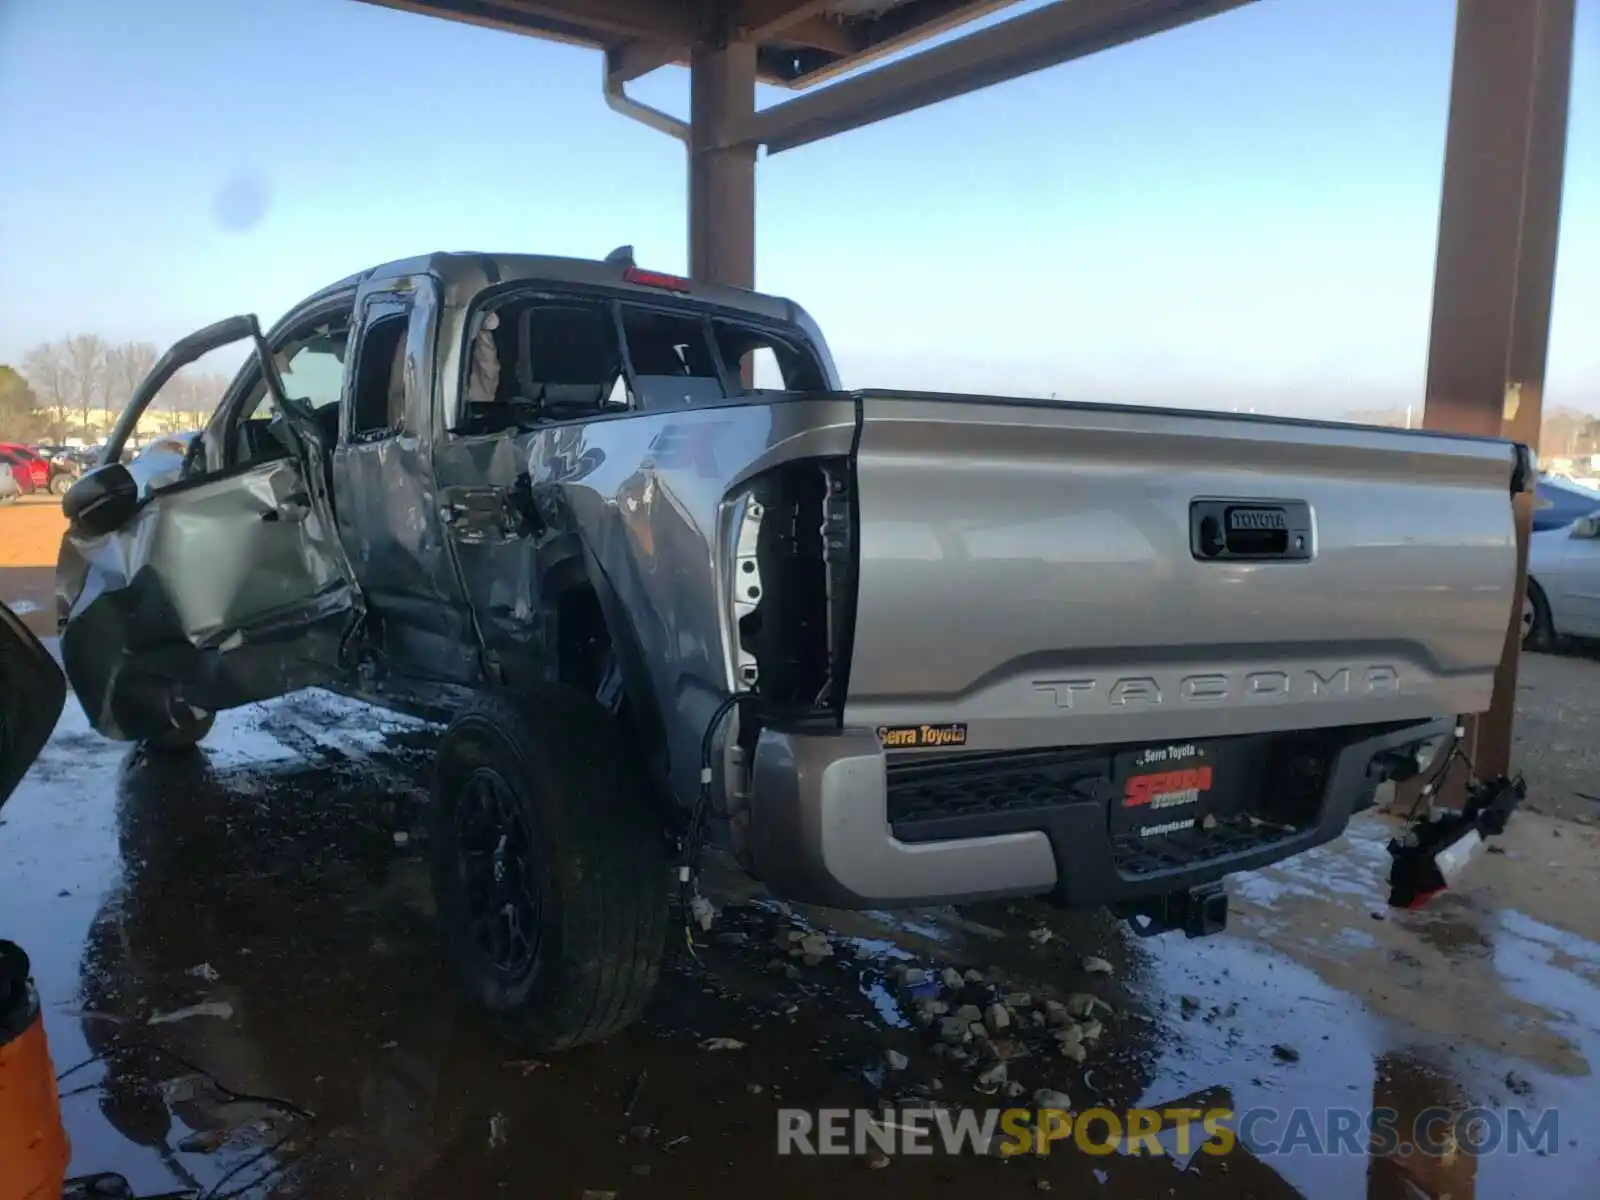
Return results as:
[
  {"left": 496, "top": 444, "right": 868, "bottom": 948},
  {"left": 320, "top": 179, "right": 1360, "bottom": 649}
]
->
[{"left": 0, "top": 942, "right": 69, "bottom": 1200}]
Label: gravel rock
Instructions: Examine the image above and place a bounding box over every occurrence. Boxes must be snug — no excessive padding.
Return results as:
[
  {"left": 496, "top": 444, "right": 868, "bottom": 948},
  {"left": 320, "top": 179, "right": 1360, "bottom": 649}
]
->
[
  {"left": 1033, "top": 1088, "right": 1073, "bottom": 1111},
  {"left": 1065, "top": 993, "right": 1104, "bottom": 1019},
  {"left": 941, "top": 967, "right": 965, "bottom": 989},
  {"left": 975, "top": 1063, "right": 1008, "bottom": 1094},
  {"left": 798, "top": 933, "right": 833, "bottom": 961},
  {"left": 1081, "top": 955, "right": 1113, "bottom": 976},
  {"left": 985, "top": 1003, "right": 1012, "bottom": 1031},
  {"left": 885, "top": 1049, "right": 910, "bottom": 1071},
  {"left": 938, "top": 1017, "right": 971, "bottom": 1044}
]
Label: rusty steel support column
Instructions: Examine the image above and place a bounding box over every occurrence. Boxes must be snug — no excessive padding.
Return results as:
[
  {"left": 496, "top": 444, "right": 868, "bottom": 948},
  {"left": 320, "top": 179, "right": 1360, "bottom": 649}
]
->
[
  {"left": 1422, "top": 0, "right": 1575, "bottom": 786},
  {"left": 689, "top": 41, "right": 758, "bottom": 290}
]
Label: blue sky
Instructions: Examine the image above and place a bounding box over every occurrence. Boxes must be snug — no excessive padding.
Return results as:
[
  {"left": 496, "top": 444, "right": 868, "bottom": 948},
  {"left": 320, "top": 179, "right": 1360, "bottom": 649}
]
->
[{"left": 0, "top": 0, "right": 1595, "bottom": 416}]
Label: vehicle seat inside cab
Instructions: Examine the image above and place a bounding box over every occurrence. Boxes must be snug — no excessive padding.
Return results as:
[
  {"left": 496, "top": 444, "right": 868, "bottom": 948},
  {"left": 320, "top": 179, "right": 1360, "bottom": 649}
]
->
[{"left": 456, "top": 300, "right": 621, "bottom": 436}]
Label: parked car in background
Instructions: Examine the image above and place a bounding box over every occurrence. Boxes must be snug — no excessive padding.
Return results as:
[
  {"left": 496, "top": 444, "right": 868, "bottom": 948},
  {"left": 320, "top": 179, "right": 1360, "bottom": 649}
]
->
[
  {"left": 0, "top": 446, "right": 43, "bottom": 494},
  {"left": 1533, "top": 476, "right": 1600, "bottom": 532},
  {"left": 30, "top": 445, "right": 83, "bottom": 495},
  {"left": 1524, "top": 507, "right": 1600, "bottom": 647},
  {"left": 0, "top": 462, "right": 19, "bottom": 504}
]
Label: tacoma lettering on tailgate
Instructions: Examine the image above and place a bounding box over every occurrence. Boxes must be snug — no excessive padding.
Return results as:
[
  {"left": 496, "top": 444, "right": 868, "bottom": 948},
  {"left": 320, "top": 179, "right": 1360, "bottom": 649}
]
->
[{"left": 1034, "top": 665, "right": 1401, "bottom": 709}]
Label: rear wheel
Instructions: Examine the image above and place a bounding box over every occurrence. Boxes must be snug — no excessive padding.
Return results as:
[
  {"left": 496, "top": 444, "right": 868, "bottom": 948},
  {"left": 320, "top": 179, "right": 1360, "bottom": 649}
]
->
[
  {"left": 430, "top": 685, "right": 669, "bottom": 1051},
  {"left": 1522, "top": 580, "right": 1555, "bottom": 651},
  {"left": 49, "top": 473, "right": 72, "bottom": 495}
]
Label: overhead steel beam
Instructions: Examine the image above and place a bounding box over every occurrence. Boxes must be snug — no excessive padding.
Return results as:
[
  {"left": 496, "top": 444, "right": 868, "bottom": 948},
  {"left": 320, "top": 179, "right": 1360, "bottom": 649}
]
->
[
  {"left": 605, "top": 4, "right": 858, "bottom": 86},
  {"left": 358, "top": 0, "right": 705, "bottom": 46},
  {"left": 1422, "top": 0, "right": 1576, "bottom": 788},
  {"left": 728, "top": 0, "right": 1256, "bottom": 153},
  {"left": 358, "top": 0, "right": 606, "bottom": 48},
  {"left": 787, "top": 0, "right": 1018, "bottom": 88},
  {"left": 777, "top": 15, "right": 859, "bottom": 54},
  {"left": 608, "top": 37, "right": 687, "bottom": 84},
  {"left": 736, "top": 0, "right": 837, "bottom": 40}
]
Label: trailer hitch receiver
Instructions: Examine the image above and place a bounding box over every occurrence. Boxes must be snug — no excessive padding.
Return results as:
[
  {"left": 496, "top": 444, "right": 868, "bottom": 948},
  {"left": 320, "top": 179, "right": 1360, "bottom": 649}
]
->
[{"left": 1115, "top": 882, "right": 1229, "bottom": 939}]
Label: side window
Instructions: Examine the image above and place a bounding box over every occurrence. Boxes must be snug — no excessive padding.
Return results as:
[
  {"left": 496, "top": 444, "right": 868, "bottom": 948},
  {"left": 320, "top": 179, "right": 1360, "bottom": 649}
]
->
[
  {"left": 277, "top": 336, "right": 347, "bottom": 414},
  {"left": 454, "top": 298, "right": 623, "bottom": 434},
  {"left": 712, "top": 321, "right": 827, "bottom": 392},
  {"left": 130, "top": 347, "right": 239, "bottom": 489},
  {"left": 349, "top": 308, "right": 409, "bottom": 441},
  {"left": 225, "top": 318, "right": 351, "bottom": 469},
  {"left": 620, "top": 306, "right": 725, "bottom": 409}
]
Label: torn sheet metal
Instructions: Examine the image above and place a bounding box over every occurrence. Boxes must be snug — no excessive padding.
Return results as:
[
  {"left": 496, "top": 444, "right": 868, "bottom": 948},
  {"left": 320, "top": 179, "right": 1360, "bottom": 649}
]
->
[{"left": 58, "top": 457, "right": 362, "bottom": 741}]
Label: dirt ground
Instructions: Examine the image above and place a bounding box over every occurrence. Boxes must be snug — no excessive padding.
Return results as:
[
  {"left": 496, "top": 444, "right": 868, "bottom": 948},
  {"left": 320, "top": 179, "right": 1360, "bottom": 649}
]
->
[
  {"left": 5, "top": 675, "right": 1597, "bottom": 1199},
  {"left": 0, "top": 493, "right": 65, "bottom": 636},
  {"left": 5, "top": 498, "right": 1600, "bottom": 1198}
]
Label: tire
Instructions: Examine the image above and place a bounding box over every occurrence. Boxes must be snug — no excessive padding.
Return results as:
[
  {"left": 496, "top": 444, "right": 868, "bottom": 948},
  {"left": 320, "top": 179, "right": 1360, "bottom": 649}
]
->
[
  {"left": 1522, "top": 579, "right": 1555, "bottom": 651},
  {"left": 50, "top": 473, "right": 73, "bottom": 495},
  {"left": 430, "top": 684, "right": 669, "bottom": 1051},
  {"left": 144, "top": 712, "right": 215, "bottom": 752}
]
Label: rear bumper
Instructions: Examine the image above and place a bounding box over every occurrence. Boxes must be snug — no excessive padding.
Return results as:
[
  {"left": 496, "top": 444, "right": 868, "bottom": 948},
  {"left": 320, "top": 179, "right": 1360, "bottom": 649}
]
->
[{"left": 747, "top": 718, "right": 1453, "bottom": 910}]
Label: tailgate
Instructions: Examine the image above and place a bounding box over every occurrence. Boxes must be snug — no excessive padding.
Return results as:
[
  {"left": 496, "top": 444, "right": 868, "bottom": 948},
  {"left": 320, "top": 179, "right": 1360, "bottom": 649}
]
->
[{"left": 844, "top": 392, "right": 1526, "bottom": 752}]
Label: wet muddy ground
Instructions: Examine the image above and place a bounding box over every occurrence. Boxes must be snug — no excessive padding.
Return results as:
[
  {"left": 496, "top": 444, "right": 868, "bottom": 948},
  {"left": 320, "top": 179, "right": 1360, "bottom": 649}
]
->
[
  {"left": 0, "top": 494, "right": 66, "bottom": 637},
  {"left": 3, "top": 642, "right": 1598, "bottom": 1197}
]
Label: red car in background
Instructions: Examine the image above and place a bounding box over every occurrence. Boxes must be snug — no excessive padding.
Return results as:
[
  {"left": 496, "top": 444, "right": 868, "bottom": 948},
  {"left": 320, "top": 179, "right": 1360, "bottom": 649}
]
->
[{"left": 0, "top": 445, "right": 47, "bottom": 493}]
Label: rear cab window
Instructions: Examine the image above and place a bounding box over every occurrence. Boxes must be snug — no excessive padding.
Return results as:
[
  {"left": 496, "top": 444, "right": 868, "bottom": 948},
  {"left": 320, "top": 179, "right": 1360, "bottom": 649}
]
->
[{"left": 450, "top": 286, "right": 829, "bottom": 434}]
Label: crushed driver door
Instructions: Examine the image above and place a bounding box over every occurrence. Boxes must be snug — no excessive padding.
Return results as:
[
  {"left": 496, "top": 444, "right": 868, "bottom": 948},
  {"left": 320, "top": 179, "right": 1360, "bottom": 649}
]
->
[{"left": 58, "top": 315, "right": 365, "bottom": 741}]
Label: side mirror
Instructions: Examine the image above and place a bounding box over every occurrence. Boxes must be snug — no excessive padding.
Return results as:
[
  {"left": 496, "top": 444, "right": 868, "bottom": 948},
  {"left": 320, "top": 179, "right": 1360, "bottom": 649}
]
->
[
  {"left": 62, "top": 462, "right": 140, "bottom": 537},
  {"left": 1572, "top": 513, "right": 1600, "bottom": 540},
  {"left": 0, "top": 601, "right": 65, "bottom": 809}
]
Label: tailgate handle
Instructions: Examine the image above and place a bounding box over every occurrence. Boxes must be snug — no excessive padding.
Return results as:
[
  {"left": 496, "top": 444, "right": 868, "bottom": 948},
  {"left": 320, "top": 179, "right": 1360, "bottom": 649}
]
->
[{"left": 1191, "top": 500, "right": 1312, "bottom": 562}]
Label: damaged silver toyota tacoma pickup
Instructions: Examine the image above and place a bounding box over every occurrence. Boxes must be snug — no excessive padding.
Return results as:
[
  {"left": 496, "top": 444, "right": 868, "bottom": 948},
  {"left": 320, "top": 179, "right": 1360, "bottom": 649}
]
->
[{"left": 55, "top": 250, "right": 1533, "bottom": 1050}]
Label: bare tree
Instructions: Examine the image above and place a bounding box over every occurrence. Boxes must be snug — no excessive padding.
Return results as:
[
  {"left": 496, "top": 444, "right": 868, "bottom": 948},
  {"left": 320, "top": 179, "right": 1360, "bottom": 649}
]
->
[
  {"left": 162, "top": 368, "right": 231, "bottom": 429},
  {"left": 0, "top": 365, "right": 49, "bottom": 441},
  {"left": 22, "top": 341, "right": 73, "bottom": 431},
  {"left": 63, "top": 333, "right": 108, "bottom": 438},
  {"left": 104, "top": 341, "right": 160, "bottom": 426}
]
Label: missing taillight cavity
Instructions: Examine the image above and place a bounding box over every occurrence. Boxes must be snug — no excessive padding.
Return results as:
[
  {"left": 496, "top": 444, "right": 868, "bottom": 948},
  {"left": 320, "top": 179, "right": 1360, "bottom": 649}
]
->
[{"left": 735, "top": 459, "right": 855, "bottom": 720}]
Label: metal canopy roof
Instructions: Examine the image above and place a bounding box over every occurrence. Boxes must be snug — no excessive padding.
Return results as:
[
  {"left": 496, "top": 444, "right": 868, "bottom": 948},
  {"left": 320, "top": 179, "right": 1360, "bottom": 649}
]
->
[
  {"left": 365, "top": 0, "right": 1060, "bottom": 89},
  {"left": 360, "top": 0, "right": 1250, "bottom": 153}
]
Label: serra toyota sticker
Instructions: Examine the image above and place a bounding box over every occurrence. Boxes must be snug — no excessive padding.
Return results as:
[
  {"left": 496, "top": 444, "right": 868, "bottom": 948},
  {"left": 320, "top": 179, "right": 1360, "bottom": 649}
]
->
[{"left": 1119, "top": 742, "right": 1215, "bottom": 835}]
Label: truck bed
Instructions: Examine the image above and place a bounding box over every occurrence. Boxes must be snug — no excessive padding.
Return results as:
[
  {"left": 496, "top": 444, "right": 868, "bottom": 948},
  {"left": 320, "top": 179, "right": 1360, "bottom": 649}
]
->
[{"left": 843, "top": 391, "right": 1528, "bottom": 753}]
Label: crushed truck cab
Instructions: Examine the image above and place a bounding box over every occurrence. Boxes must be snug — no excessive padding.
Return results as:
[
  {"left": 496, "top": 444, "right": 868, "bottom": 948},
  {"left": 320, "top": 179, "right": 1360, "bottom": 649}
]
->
[{"left": 55, "top": 249, "right": 1533, "bottom": 1049}]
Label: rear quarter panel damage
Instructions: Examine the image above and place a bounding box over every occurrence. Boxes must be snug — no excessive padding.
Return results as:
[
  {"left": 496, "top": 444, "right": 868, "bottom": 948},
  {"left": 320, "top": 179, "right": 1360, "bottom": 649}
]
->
[{"left": 435, "top": 397, "right": 857, "bottom": 806}]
